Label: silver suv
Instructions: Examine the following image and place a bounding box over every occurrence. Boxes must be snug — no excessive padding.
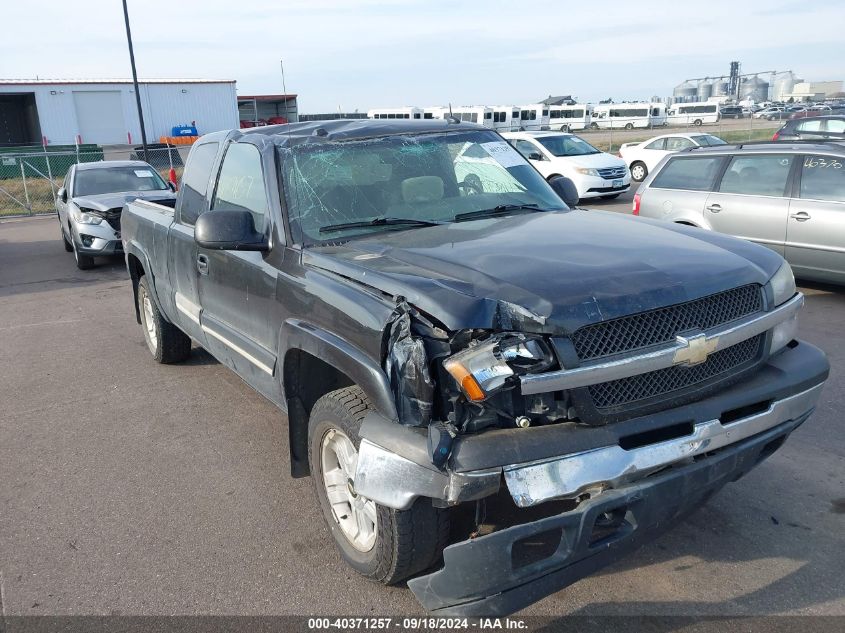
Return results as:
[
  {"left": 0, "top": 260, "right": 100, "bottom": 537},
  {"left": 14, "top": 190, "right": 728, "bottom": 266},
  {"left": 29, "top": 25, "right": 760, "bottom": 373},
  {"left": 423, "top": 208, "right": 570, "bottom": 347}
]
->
[{"left": 634, "top": 141, "right": 845, "bottom": 284}]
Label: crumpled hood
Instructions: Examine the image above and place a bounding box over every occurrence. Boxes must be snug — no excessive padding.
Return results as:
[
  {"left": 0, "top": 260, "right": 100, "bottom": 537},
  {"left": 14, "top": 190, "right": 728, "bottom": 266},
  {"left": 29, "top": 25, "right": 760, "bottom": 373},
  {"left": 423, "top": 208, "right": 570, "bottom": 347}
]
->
[
  {"left": 72, "top": 190, "right": 175, "bottom": 212},
  {"left": 304, "top": 210, "right": 783, "bottom": 334},
  {"left": 558, "top": 152, "right": 626, "bottom": 170}
]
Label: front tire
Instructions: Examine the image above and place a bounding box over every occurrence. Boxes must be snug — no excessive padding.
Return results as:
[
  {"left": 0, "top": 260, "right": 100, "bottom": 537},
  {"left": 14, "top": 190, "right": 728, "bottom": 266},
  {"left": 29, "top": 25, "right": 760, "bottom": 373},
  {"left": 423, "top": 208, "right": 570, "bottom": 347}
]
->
[
  {"left": 73, "top": 241, "right": 95, "bottom": 270},
  {"left": 137, "top": 275, "right": 191, "bottom": 363},
  {"left": 630, "top": 161, "right": 648, "bottom": 182},
  {"left": 693, "top": 119, "right": 703, "bottom": 126},
  {"left": 624, "top": 123, "right": 634, "bottom": 130},
  {"left": 309, "top": 386, "right": 449, "bottom": 585},
  {"left": 601, "top": 193, "right": 621, "bottom": 200},
  {"left": 60, "top": 221, "right": 73, "bottom": 252}
]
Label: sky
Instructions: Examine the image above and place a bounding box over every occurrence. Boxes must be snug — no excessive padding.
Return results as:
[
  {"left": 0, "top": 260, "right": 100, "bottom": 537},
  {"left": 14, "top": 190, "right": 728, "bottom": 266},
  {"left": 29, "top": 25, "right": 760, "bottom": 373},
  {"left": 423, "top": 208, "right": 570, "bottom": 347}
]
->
[{"left": 1, "top": 0, "right": 843, "bottom": 113}]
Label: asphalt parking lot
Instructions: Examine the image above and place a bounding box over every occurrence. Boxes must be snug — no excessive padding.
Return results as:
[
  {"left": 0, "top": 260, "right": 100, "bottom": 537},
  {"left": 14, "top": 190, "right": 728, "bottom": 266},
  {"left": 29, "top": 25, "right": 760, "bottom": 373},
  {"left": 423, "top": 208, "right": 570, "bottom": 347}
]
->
[{"left": 1, "top": 215, "right": 843, "bottom": 617}]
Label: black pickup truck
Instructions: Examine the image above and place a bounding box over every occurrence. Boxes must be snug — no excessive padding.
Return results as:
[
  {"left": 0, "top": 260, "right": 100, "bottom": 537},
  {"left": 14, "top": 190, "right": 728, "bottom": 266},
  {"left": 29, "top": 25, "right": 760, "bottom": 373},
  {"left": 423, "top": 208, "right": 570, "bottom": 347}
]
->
[{"left": 121, "top": 119, "right": 828, "bottom": 615}]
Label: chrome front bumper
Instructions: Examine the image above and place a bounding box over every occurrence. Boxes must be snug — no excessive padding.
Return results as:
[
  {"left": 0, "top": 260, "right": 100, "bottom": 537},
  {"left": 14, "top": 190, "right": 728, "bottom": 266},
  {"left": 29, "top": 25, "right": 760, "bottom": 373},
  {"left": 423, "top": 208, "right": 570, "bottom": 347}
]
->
[
  {"left": 355, "top": 372, "right": 825, "bottom": 512},
  {"left": 504, "top": 381, "right": 823, "bottom": 507}
]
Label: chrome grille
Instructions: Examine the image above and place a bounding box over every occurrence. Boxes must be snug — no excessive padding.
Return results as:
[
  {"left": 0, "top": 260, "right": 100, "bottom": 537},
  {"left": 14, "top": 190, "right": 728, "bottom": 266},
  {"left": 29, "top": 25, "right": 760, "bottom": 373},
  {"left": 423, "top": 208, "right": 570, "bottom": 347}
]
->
[
  {"left": 588, "top": 334, "right": 764, "bottom": 410},
  {"left": 597, "top": 166, "right": 626, "bottom": 180},
  {"left": 572, "top": 285, "right": 763, "bottom": 362}
]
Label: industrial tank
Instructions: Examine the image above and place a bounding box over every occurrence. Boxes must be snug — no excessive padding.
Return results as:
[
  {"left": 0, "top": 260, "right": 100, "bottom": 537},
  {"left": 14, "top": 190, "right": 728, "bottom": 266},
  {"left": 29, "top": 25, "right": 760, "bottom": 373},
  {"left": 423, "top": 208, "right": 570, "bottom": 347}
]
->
[
  {"left": 773, "top": 72, "right": 797, "bottom": 101},
  {"left": 673, "top": 81, "right": 698, "bottom": 103},
  {"left": 697, "top": 79, "right": 713, "bottom": 101},
  {"left": 712, "top": 80, "right": 729, "bottom": 97},
  {"left": 740, "top": 76, "right": 769, "bottom": 102}
]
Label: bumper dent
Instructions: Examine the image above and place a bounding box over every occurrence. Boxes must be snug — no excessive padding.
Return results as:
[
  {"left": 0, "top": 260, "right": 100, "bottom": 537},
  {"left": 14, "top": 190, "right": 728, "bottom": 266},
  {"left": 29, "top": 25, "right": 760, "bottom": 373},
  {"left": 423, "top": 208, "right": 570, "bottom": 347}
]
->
[
  {"left": 408, "top": 413, "right": 811, "bottom": 615},
  {"left": 504, "top": 381, "right": 823, "bottom": 507}
]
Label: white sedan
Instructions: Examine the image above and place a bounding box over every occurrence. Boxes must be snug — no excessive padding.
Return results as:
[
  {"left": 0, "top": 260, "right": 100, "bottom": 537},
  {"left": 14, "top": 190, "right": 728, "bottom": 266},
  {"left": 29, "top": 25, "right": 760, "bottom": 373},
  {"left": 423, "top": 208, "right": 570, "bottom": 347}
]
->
[{"left": 618, "top": 133, "right": 726, "bottom": 182}]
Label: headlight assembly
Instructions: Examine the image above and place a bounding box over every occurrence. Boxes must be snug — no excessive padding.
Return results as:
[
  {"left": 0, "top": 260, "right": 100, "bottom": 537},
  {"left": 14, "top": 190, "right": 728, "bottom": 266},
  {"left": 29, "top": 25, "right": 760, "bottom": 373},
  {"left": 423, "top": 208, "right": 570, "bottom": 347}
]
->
[
  {"left": 770, "top": 261, "right": 796, "bottom": 306},
  {"left": 73, "top": 206, "right": 103, "bottom": 225},
  {"left": 443, "top": 334, "right": 554, "bottom": 402},
  {"left": 573, "top": 167, "right": 600, "bottom": 177}
]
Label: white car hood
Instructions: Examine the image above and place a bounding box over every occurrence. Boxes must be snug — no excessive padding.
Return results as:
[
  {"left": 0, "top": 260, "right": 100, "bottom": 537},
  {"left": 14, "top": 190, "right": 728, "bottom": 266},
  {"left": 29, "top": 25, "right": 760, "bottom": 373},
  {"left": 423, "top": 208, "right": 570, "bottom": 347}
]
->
[{"left": 554, "top": 152, "right": 625, "bottom": 170}]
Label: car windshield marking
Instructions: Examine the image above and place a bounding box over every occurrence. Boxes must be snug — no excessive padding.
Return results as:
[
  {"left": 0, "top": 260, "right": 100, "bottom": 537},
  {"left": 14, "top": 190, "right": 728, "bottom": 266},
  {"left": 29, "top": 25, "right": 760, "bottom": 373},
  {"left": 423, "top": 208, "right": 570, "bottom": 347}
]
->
[
  {"left": 318, "top": 216, "right": 446, "bottom": 234},
  {"left": 454, "top": 204, "right": 546, "bottom": 222}
]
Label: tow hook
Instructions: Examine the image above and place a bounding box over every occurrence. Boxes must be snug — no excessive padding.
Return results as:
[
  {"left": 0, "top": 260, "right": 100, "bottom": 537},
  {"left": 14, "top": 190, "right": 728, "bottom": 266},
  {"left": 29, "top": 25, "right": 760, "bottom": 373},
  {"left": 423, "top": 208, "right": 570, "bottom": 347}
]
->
[{"left": 428, "top": 421, "right": 459, "bottom": 468}]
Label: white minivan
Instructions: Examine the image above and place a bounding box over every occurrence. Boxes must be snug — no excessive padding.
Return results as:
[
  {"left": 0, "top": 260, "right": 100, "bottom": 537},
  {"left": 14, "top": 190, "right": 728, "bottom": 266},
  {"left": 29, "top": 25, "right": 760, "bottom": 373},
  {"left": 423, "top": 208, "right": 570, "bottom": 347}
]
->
[{"left": 503, "top": 131, "right": 630, "bottom": 200}]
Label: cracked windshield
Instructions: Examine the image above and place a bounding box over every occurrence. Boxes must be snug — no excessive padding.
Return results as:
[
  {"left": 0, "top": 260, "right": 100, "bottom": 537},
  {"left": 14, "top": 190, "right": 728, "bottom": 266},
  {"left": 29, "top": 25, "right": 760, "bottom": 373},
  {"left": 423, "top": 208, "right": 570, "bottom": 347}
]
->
[{"left": 281, "top": 130, "right": 567, "bottom": 244}]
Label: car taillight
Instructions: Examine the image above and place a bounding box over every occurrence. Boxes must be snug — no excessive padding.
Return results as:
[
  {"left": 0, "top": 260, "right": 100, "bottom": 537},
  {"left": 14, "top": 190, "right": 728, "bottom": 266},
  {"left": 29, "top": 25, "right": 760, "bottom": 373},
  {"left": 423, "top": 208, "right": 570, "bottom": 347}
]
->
[
  {"left": 772, "top": 130, "right": 780, "bottom": 141},
  {"left": 632, "top": 193, "right": 641, "bottom": 216}
]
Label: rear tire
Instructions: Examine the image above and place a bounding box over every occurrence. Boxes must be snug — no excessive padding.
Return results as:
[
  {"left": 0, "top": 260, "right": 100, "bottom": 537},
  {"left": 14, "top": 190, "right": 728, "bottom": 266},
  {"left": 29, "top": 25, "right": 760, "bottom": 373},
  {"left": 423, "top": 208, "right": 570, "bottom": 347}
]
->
[
  {"left": 309, "top": 386, "right": 449, "bottom": 585},
  {"left": 630, "top": 161, "right": 648, "bottom": 182},
  {"left": 137, "top": 275, "right": 191, "bottom": 363},
  {"left": 624, "top": 123, "right": 634, "bottom": 130},
  {"left": 693, "top": 119, "right": 703, "bottom": 126}
]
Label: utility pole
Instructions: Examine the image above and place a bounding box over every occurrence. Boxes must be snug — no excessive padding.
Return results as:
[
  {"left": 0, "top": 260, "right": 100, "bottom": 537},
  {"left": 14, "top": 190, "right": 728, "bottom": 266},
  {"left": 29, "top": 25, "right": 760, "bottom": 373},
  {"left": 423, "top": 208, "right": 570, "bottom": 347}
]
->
[{"left": 123, "top": 0, "right": 149, "bottom": 161}]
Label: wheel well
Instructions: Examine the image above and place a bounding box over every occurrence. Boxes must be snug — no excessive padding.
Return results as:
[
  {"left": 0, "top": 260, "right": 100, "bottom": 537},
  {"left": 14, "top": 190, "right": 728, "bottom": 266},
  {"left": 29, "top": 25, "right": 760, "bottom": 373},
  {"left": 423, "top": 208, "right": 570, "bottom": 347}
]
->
[
  {"left": 546, "top": 173, "right": 563, "bottom": 181},
  {"left": 675, "top": 220, "right": 698, "bottom": 227},
  {"left": 126, "top": 253, "right": 145, "bottom": 324},
  {"left": 283, "top": 349, "right": 354, "bottom": 478}
]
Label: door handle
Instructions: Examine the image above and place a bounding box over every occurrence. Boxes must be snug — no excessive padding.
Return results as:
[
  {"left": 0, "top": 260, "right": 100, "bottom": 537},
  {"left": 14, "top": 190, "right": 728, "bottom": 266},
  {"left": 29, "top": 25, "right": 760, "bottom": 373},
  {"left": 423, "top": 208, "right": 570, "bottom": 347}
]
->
[
  {"left": 706, "top": 204, "right": 721, "bottom": 213},
  {"left": 197, "top": 254, "right": 209, "bottom": 275},
  {"left": 790, "top": 211, "right": 811, "bottom": 222}
]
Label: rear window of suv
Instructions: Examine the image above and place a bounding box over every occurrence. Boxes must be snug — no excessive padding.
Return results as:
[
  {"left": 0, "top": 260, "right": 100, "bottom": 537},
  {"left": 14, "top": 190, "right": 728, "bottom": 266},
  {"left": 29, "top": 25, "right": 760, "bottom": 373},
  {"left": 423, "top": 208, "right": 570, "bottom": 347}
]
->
[{"left": 651, "top": 156, "right": 724, "bottom": 191}]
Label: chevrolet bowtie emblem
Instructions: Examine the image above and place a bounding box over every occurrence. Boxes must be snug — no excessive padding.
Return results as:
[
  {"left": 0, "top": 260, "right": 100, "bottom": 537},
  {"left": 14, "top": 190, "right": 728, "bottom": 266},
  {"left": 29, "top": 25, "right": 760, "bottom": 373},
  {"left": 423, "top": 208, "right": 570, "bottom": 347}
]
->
[{"left": 673, "top": 332, "right": 719, "bottom": 366}]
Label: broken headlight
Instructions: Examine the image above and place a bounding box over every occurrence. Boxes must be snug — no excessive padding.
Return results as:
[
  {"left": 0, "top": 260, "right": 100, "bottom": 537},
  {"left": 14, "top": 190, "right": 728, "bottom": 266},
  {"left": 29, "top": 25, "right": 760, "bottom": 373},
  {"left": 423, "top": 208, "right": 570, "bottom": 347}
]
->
[
  {"left": 443, "top": 334, "right": 554, "bottom": 402},
  {"left": 73, "top": 206, "right": 103, "bottom": 225}
]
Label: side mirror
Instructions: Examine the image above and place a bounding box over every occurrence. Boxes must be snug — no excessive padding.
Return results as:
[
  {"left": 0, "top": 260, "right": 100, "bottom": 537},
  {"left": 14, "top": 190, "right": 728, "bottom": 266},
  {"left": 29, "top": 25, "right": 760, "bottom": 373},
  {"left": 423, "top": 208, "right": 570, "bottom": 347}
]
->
[
  {"left": 194, "top": 210, "right": 268, "bottom": 251},
  {"left": 167, "top": 181, "right": 176, "bottom": 192},
  {"left": 548, "top": 176, "right": 580, "bottom": 208},
  {"left": 58, "top": 188, "right": 67, "bottom": 203},
  {"left": 527, "top": 152, "right": 544, "bottom": 161}
]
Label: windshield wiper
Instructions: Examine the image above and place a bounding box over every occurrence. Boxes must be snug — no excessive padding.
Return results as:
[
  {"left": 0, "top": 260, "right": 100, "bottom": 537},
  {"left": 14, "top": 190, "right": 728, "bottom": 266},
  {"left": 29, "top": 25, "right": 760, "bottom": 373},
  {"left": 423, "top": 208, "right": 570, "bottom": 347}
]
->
[
  {"left": 454, "top": 204, "right": 545, "bottom": 222},
  {"left": 319, "top": 216, "right": 445, "bottom": 234}
]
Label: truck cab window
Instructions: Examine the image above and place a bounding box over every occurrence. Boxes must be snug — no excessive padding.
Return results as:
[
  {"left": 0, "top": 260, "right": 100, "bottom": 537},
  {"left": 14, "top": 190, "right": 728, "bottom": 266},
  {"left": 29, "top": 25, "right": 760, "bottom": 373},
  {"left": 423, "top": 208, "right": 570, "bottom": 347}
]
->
[
  {"left": 212, "top": 143, "right": 269, "bottom": 231},
  {"left": 179, "top": 142, "right": 219, "bottom": 225}
]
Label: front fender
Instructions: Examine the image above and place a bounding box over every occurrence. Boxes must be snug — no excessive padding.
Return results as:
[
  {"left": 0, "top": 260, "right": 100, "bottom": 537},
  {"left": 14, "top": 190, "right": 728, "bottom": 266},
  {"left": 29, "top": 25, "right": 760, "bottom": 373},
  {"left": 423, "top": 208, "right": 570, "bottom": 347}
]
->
[{"left": 280, "top": 318, "right": 398, "bottom": 422}]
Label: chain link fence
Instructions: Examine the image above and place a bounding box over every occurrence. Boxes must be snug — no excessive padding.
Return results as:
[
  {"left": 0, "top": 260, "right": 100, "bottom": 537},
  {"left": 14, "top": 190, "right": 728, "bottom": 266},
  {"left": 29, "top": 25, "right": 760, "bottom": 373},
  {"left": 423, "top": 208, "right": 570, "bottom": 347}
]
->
[{"left": 0, "top": 145, "right": 190, "bottom": 217}]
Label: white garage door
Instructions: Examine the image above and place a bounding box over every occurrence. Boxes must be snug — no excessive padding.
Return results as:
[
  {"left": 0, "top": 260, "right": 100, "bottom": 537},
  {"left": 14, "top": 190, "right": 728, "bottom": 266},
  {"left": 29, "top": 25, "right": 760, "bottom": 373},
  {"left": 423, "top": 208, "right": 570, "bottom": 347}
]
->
[{"left": 73, "top": 91, "right": 127, "bottom": 144}]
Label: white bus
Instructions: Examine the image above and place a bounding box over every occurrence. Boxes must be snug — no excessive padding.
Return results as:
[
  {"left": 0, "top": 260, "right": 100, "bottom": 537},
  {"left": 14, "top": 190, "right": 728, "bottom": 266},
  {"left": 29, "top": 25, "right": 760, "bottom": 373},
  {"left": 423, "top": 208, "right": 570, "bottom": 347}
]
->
[
  {"left": 367, "top": 107, "right": 424, "bottom": 120},
  {"left": 490, "top": 106, "right": 522, "bottom": 132},
  {"left": 667, "top": 101, "right": 720, "bottom": 126},
  {"left": 423, "top": 106, "right": 498, "bottom": 128},
  {"left": 516, "top": 104, "right": 550, "bottom": 131},
  {"left": 547, "top": 104, "right": 593, "bottom": 131},
  {"left": 590, "top": 103, "right": 666, "bottom": 129}
]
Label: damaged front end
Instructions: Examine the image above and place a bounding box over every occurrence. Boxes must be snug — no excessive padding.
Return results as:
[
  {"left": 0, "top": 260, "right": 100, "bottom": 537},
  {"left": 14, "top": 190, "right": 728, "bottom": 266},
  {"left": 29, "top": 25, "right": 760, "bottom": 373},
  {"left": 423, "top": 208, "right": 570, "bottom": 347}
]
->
[{"left": 353, "top": 292, "right": 828, "bottom": 615}]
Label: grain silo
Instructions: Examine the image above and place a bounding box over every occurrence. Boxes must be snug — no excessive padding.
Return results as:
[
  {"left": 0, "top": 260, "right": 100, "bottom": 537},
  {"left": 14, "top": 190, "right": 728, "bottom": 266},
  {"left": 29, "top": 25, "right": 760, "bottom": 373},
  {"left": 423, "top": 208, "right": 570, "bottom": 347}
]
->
[
  {"left": 673, "top": 81, "right": 698, "bottom": 103},
  {"left": 697, "top": 79, "right": 713, "bottom": 101},
  {"left": 740, "top": 76, "right": 769, "bottom": 102}
]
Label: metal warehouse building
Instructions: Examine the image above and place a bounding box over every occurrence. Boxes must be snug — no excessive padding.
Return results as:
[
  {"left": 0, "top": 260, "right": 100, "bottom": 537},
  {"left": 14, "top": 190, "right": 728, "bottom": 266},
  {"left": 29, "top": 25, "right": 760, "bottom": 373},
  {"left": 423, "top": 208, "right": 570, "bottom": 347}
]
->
[{"left": 0, "top": 79, "right": 239, "bottom": 146}]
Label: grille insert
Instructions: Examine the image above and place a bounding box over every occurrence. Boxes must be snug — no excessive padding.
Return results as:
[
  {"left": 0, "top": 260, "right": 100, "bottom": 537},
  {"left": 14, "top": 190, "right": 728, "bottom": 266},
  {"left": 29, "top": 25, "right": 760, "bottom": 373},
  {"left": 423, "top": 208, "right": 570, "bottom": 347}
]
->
[
  {"left": 588, "top": 334, "right": 764, "bottom": 410},
  {"left": 572, "top": 285, "right": 763, "bottom": 362}
]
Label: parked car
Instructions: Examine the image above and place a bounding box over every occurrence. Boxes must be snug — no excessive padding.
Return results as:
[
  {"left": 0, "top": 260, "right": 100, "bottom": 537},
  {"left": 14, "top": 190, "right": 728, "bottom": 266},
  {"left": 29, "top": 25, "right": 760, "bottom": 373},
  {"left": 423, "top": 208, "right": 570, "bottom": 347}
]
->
[
  {"left": 772, "top": 116, "right": 845, "bottom": 142},
  {"left": 754, "top": 106, "right": 785, "bottom": 119},
  {"left": 56, "top": 161, "right": 176, "bottom": 270},
  {"left": 121, "top": 119, "right": 828, "bottom": 615},
  {"left": 719, "top": 106, "right": 745, "bottom": 119},
  {"left": 503, "top": 131, "right": 630, "bottom": 199},
  {"left": 634, "top": 141, "right": 845, "bottom": 284},
  {"left": 619, "top": 133, "right": 726, "bottom": 182}
]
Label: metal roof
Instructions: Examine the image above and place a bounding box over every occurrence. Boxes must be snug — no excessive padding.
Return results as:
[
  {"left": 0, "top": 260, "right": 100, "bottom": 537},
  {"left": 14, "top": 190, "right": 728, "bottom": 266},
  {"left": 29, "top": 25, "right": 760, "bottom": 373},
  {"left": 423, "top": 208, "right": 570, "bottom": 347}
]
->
[
  {"left": 0, "top": 78, "right": 235, "bottom": 85},
  {"left": 238, "top": 94, "right": 298, "bottom": 101}
]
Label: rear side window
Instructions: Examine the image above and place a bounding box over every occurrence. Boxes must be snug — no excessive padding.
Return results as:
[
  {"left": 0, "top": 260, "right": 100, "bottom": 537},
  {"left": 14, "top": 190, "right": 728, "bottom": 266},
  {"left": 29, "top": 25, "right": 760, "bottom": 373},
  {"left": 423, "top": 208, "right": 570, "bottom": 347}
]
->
[
  {"left": 179, "top": 142, "right": 219, "bottom": 225},
  {"left": 798, "top": 120, "right": 823, "bottom": 132},
  {"left": 826, "top": 119, "right": 845, "bottom": 133},
  {"left": 718, "top": 155, "right": 793, "bottom": 197},
  {"left": 665, "top": 137, "right": 695, "bottom": 151},
  {"left": 651, "top": 157, "right": 723, "bottom": 191},
  {"left": 644, "top": 138, "right": 665, "bottom": 150},
  {"left": 211, "top": 142, "right": 269, "bottom": 231},
  {"left": 799, "top": 155, "right": 845, "bottom": 202}
]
